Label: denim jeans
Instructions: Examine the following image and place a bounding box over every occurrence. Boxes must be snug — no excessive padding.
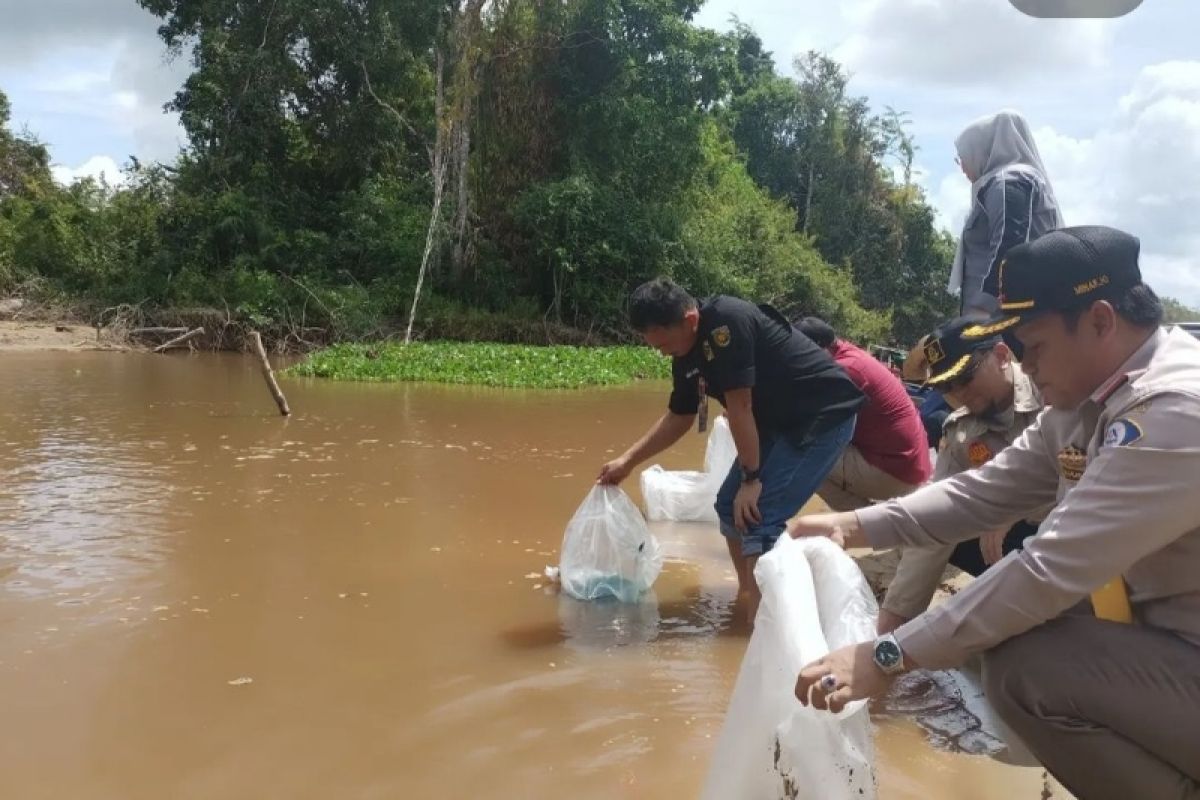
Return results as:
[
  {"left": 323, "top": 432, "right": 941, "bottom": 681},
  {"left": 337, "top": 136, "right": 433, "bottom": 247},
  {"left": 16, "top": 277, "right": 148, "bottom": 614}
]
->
[
  {"left": 950, "top": 519, "right": 1038, "bottom": 577},
  {"left": 715, "top": 415, "right": 856, "bottom": 557}
]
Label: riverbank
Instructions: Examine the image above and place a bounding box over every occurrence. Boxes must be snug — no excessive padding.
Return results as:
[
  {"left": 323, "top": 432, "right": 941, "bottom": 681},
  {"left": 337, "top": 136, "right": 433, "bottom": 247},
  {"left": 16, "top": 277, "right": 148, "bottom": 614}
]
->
[
  {"left": 0, "top": 290, "right": 617, "bottom": 356},
  {"left": 0, "top": 320, "right": 115, "bottom": 351}
]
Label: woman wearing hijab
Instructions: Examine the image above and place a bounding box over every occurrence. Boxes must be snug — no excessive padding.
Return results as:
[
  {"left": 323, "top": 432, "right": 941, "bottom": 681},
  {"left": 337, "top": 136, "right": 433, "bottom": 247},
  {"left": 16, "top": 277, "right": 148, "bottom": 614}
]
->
[{"left": 950, "top": 110, "right": 1064, "bottom": 315}]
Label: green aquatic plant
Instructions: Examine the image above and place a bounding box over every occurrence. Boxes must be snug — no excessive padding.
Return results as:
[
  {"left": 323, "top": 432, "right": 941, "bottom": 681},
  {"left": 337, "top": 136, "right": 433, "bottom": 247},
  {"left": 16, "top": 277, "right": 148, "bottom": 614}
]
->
[{"left": 286, "top": 341, "right": 671, "bottom": 389}]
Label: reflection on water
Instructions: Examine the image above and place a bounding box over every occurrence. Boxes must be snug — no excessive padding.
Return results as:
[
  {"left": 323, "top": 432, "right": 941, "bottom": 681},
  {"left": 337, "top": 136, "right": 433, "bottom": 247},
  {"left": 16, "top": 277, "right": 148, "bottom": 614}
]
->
[{"left": 0, "top": 351, "right": 1058, "bottom": 799}]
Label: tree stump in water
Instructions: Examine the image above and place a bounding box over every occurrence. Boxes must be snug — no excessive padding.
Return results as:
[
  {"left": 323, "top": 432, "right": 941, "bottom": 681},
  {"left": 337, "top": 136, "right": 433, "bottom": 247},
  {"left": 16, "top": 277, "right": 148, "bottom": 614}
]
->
[{"left": 249, "top": 331, "right": 290, "bottom": 417}]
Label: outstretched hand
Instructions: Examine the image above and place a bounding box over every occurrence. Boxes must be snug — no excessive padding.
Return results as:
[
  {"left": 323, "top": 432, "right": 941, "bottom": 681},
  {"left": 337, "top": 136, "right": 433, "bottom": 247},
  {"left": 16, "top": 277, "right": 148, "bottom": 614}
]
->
[
  {"left": 787, "top": 512, "right": 861, "bottom": 549},
  {"left": 597, "top": 457, "right": 632, "bottom": 485}
]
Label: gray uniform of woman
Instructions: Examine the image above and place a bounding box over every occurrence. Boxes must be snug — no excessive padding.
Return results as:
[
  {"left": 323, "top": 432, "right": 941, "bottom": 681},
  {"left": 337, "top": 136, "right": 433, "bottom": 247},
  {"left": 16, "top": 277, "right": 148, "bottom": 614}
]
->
[{"left": 950, "top": 110, "right": 1064, "bottom": 314}]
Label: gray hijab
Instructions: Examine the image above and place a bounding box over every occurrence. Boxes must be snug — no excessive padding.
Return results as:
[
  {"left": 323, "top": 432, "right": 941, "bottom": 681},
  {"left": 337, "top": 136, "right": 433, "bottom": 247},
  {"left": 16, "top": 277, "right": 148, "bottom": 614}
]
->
[
  {"left": 955, "top": 109, "right": 1051, "bottom": 181},
  {"left": 948, "top": 110, "right": 1064, "bottom": 294}
]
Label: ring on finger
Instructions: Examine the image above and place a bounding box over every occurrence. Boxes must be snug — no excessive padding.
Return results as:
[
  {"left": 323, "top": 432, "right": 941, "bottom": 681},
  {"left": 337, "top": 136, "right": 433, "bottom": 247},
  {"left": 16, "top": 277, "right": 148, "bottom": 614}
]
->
[{"left": 819, "top": 674, "right": 838, "bottom": 692}]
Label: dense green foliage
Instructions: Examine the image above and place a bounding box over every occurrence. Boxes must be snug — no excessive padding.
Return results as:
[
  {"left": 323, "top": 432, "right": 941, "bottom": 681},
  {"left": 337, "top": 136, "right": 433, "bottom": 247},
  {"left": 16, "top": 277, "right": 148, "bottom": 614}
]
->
[
  {"left": 287, "top": 341, "right": 670, "bottom": 388},
  {"left": 3, "top": 0, "right": 969, "bottom": 346}
]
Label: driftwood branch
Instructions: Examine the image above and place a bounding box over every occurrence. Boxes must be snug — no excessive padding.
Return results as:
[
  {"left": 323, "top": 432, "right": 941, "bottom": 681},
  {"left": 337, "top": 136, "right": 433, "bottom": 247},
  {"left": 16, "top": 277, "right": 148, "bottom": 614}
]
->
[
  {"left": 130, "top": 327, "right": 189, "bottom": 338},
  {"left": 361, "top": 61, "right": 423, "bottom": 143},
  {"left": 153, "top": 327, "right": 205, "bottom": 353},
  {"left": 249, "top": 331, "right": 290, "bottom": 416}
]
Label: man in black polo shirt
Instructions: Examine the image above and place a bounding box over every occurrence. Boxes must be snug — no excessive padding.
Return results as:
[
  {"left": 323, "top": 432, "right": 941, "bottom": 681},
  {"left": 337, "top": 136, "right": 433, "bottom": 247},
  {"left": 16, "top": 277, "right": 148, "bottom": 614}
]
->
[{"left": 598, "top": 278, "right": 863, "bottom": 623}]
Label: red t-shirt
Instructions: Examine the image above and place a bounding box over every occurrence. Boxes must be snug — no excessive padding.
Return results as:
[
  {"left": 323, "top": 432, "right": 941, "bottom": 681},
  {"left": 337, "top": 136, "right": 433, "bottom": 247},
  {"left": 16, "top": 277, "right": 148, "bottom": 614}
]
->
[{"left": 830, "top": 340, "right": 931, "bottom": 486}]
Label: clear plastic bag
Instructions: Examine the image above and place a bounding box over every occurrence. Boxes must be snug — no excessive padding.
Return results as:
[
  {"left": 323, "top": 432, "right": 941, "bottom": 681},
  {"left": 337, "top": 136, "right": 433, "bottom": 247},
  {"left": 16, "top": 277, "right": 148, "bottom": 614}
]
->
[
  {"left": 702, "top": 535, "right": 878, "bottom": 800},
  {"left": 640, "top": 416, "right": 736, "bottom": 523},
  {"left": 558, "top": 485, "right": 663, "bottom": 603}
]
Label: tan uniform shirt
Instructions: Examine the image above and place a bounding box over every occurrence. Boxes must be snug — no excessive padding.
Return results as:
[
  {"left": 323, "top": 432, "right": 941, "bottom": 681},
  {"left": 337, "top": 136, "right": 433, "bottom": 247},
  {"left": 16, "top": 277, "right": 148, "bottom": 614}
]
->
[
  {"left": 860, "top": 328, "right": 1200, "bottom": 669},
  {"left": 882, "top": 364, "right": 1044, "bottom": 618}
]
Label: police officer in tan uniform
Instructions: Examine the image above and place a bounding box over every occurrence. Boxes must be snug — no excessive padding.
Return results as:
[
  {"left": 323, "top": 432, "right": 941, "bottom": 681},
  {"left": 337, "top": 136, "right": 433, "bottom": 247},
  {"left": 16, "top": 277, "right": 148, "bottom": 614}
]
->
[
  {"left": 879, "top": 316, "right": 1045, "bottom": 634},
  {"left": 789, "top": 226, "right": 1200, "bottom": 800}
]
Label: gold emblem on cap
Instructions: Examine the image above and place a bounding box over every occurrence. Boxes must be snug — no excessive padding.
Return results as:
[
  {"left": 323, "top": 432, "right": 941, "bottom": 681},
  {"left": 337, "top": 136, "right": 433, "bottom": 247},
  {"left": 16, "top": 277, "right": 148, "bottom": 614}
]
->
[
  {"left": 923, "top": 338, "right": 946, "bottom": 366},
  {"left": 1074, "top": 275, "right": 1110, "bottom": 296},
  {"left": 963, "top": 317, "right": 1021, "bottom": 338},
  {"left": 1057, "top": 445, "right": 1087, "bottom": 482}
]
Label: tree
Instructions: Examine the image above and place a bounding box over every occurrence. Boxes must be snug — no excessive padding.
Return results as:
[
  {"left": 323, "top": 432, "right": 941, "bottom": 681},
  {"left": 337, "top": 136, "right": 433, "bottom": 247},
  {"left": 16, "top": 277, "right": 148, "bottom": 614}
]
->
[
  {"left": 721, "top": 38, "right": 954, "bottom": 344},
  {"left": 0, "top": 88, "right": 53, "bottom": 199},
  {"left": 2, "top": 7, "right": 955, "bottom": 346},
  {"left": 1162, "top": 296, "right": 1200, "bottom": 323}
]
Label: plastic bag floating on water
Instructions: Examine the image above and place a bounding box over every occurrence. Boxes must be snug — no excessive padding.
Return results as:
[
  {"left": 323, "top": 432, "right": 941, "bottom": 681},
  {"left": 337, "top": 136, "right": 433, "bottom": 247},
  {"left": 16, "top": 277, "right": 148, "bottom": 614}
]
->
[
  {"left": 558, "top": 485, "right": 663, "bottom": 603},
  {"left": 640, "top": 415, "right": 737, "bottom": 523},
  {"left": 702, "top": 535, "right": 878, "bottom": 800}
]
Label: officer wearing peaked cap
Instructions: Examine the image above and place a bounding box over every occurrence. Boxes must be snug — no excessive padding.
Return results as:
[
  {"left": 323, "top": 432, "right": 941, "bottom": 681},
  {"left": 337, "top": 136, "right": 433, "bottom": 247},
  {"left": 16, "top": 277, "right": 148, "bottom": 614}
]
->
[
  {"left": 878, "top": 314, "right": 1046, "bottom": 635},
  {"left": 789, "top": 225, "right": 1200, "bottom": 800}
]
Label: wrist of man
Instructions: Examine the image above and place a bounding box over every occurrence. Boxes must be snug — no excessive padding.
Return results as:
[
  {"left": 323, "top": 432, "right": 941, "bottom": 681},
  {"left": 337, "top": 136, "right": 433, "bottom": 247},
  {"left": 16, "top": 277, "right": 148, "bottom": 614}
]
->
[
  {"left": 740, "top": 464, "right": 762, "bottom": 483},
  {"left": 872, "top": 633, "right": 908, "bottom": 676}
]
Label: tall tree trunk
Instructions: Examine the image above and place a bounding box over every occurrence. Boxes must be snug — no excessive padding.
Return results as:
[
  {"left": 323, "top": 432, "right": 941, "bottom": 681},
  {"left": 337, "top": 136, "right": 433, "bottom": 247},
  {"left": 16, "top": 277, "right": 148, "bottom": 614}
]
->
[
  {"left": 802, "top": 160, "right": 815, "bottom": 235},
  {"left": 405, "top": 46, "right": 449, "bottom": 345},
  {"left": 449, "top": 116, "right": 472, "bottom": 284},
  {"left": 447, "top": 0, "right": 485, "bottom": 287}
]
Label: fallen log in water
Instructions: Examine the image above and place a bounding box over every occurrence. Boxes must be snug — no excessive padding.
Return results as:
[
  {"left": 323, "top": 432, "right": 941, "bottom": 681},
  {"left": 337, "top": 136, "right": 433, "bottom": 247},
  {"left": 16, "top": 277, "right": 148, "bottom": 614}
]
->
[
  {"left": 153, "top": 327, "right": 205, "bottom": 353},
  {"left": 249, "top": 331, "right": 290, "bottom": 416},
  {"left": 130, "top": 326, "right": 189, "bottom": 338}
]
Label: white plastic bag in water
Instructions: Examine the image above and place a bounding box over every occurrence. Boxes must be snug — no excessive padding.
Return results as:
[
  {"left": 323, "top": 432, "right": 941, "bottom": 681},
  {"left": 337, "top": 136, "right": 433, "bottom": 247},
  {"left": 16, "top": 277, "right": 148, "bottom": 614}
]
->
[
  {"left": 640, "top": 416, "right": 737, "bottom": 523},
  {"left": 702, "top": 535, "right": 878, "bottom": 800},
  {"left": 558, "top": 485, "right": 663, "bottom": 603}
]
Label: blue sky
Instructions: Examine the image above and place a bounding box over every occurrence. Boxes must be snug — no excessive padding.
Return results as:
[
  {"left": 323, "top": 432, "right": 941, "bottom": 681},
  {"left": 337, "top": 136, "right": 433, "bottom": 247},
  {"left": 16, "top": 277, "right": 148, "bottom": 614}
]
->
[{"left": 3, "top": 0, "right": 1199, "bottom": 303}]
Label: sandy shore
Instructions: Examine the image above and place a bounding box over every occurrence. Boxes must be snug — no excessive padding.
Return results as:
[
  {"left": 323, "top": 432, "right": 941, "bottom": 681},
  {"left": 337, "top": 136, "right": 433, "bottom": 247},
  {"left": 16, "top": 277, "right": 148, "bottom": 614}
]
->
[
  {"left": 0, "top": 320, "right": 107, "bottom": 351},
  {"left": 0, "top": 320, "right": 136, "bottom": 352}
]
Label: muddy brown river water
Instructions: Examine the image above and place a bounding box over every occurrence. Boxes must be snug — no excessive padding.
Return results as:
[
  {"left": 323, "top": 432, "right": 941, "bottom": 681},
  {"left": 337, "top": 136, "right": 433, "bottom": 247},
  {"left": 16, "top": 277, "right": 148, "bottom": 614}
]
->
[{"left": 0, "top": 351, "right": 1064, "bottom": 799}]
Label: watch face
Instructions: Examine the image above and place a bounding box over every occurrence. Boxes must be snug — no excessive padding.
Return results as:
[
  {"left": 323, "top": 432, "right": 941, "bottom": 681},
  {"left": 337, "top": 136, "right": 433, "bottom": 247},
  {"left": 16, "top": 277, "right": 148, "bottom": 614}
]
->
[{"left": 875, "top": 639, "right": 902, "bottom": 669}]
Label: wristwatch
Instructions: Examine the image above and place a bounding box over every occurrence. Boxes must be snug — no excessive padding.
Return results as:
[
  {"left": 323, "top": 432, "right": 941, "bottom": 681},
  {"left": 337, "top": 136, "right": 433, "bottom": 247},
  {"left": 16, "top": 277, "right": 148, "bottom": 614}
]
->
[
  {"left": 873, "top": 633, "right": 906, "bottom": 675},
  {"left": 741, "top": 466, "right": 762, "bottom": 484}
]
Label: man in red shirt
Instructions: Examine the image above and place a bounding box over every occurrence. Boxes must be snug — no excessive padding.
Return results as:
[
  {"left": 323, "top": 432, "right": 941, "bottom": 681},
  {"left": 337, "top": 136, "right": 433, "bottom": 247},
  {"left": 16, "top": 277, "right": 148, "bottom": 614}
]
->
[{"left": 796, "top": 318, "right": 932, "bottom": 509}]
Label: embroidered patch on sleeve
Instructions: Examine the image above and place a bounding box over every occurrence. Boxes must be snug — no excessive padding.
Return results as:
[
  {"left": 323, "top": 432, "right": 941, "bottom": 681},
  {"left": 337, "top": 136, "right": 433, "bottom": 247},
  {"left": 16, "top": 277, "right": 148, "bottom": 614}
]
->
[
  {"left": 1103, "top": 418, "right": 1144, "bottom": 448},
  {"left": 711, "top": 325, "right": 731, "bottom": 348}
]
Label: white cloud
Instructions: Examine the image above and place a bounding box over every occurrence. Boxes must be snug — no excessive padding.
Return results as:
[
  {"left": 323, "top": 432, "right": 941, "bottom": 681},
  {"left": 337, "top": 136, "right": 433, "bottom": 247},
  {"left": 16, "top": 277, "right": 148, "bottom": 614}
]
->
[
  {"left": 933, "top": 172, "right": 971, "bottom": 233},
  {"left": 0, "top": 0, "right": 187, "bottom": 165},
  {"left": 109, "top": 36, "right": 190, "bottom": 162},
  {"left": 835, "top": 0, "right": 1113, "bottom": 87},
  {"left": 51, "top": 155, "right": 125, "bottom": 186},
  {"left": 928, "top": 60, "right": 1200, "bottom": 305},
  {"left": 0, "top": 0, "right": 151, "bottom": 68},
  {"left": 35, "top": 68, "right": 110, "bottom": 95}
]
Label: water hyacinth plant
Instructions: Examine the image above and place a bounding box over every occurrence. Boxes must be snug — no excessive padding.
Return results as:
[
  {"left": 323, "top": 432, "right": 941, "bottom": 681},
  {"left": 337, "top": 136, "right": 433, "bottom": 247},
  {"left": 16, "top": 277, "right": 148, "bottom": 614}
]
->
[{"left": 287, "top": 342, "right": 671, "bottom": 389}]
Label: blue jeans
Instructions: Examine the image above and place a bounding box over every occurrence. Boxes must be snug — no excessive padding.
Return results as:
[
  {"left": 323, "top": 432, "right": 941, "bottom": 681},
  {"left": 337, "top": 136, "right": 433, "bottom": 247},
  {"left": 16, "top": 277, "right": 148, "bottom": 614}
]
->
[{"left": 715, "top": 416, "right": 856, "bottom": 557}]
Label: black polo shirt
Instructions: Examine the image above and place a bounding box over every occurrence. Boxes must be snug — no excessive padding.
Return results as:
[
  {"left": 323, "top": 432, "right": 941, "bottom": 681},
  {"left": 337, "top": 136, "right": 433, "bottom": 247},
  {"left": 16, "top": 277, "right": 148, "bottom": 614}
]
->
[{"left": 667, "top": 296, "right": 864, "bottom": 447}]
